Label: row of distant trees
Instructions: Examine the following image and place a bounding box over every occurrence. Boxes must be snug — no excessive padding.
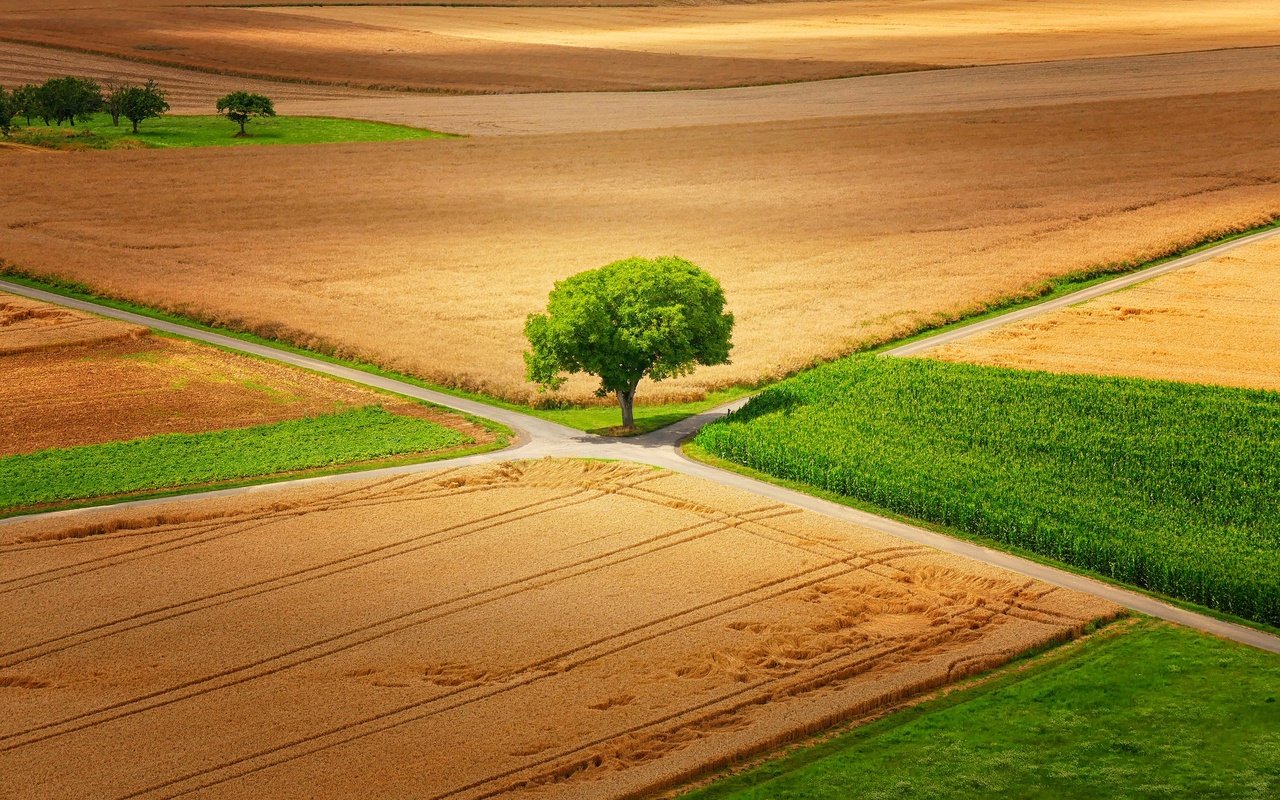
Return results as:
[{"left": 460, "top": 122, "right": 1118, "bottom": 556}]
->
[
  {"left": 0, "top": 76, "right": 169, "bottom": 136},
  {"left": 0, "top": 76, "right": 278, "bottom": 139}
]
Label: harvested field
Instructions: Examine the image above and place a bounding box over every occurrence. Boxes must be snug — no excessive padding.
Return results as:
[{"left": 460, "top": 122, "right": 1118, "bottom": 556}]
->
[
  {"left": 0, "top": 459, "right": 1119, "bottom": 799},
  {"left": 925, "top": 236, "right": 1280, "bottom": 392},
  {"left": 2, "top": 1, "right": 1276, "bottom": 93},
  {"left": 3, "top": 91, "right": 1280, "bottom": 404},
  {"left": 0, "top": 291, "right": 488, "bottom": 456}
]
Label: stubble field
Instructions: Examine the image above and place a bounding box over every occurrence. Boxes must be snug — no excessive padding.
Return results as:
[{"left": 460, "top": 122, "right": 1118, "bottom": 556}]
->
[
  {"left": 0, "top": 459, "right": 1118, "bottom": 799},
  {"left": 924, "top": 235, "right": 1280, "bottom": 392},
  {"left": 3, "top": 89, "right": 1280, "bottom": 404},
  {"left": 0, "top": 291, "right": 485, "bottom": 456}
]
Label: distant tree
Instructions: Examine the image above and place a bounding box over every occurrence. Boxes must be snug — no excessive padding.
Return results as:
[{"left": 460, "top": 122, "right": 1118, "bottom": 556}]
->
[
  {"left": 524, "top": 256, "right": 734, "bottom": 430},
  {"left": 36, "top": 76, "right": 103, "bottom": 127},
  {"left": 103, "top": 78, "right": 126, "bottom": 126},
  {"left": 11, "top": 83, "right": 38, "bottom": 127},
  {"left": 120, "top": 80, "right": 169, "bottom": 133},
  {"left": 215, "top": 91, "right": 275, "bottom": 136},
  {"left": 0, "top": 86, "right": 15, "bottom": 138}
]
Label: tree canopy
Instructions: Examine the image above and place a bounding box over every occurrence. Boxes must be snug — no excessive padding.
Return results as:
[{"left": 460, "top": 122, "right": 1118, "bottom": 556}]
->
[
  {"left": 215, "top": 91, "right": 275, "bottom": 136},
  {"left": 35, "top": 76, "right": 102, "bottom": 127},
  {"left": 524, "top": 256, "right": 734, "bottom": 429}
]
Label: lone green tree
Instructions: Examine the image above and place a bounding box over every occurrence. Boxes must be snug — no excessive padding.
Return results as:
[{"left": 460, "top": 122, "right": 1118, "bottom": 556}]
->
[
  {"left": 524, "top": 256, "right": 734, "bottom": 430},
  {"left": 120, "top": 80, "right": 169, "bottom": 133},
  {"left": 216, "top": 91, "right": 274, "bottom": 136}
]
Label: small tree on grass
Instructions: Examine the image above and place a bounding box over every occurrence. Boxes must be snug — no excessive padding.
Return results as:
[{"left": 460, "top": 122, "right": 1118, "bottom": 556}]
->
[
  {"left": 0, "top": 86, "right": 15, "bottom": 137},
  {"left": 216, "top": 91, "right": 274, "bottom": 137},
  {"left": 12, "top": 84, "right": 38, "bottom": 127},
  {"left": 104, "top": 78, "right": 126, "bottom": 126},
  {"left": 524, "top": 256, "right": 734, "bottom": 430},
  {"left": 121, "top": 80, "right": 169, "bottom": 133}
]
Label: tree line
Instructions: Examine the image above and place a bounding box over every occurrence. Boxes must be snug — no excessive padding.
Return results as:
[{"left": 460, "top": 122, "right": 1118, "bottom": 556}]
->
[{"left": 0, "top": 76, "right": 277, "bottom": 139}]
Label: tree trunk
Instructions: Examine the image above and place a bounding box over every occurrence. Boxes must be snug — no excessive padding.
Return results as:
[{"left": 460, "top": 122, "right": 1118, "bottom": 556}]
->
[
  {"left": 618, "top": 389, "right": 635, "bottom": 430},
  {"left": 131, "top": 119, "right": 139, "bottom": 133},
  {"left": 238, "top": 119, "right": 246, "bottom": 136},
  {"left": 617, "top": 379, "right": 640, "bottom": 430}
]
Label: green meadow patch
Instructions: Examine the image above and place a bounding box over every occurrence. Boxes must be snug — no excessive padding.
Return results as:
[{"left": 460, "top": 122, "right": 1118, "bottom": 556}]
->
[{"left": 7, "top": 113, "right": 456, "bottom": 150}]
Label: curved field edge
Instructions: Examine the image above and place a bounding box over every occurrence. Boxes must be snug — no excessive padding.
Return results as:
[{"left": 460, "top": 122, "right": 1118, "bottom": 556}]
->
[
  {"left": 0, "top": 404, "right": 508, "bottom": 518},
  {"left": 690, "top": 357, "right": 1280, "bottom": 627},
  {"left": 677, "top": 618, "right": 1280, "bottom": 800},
  {"left": 6, "top": 113, "right": 459, "bottom": 151},
  {"left": 4, "top": 217, "right": 1279, "bottom": 434}
]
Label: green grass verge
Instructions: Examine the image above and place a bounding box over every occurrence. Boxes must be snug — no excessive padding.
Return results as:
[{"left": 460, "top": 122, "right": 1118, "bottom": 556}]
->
[
  {"left": 693, "top": 356, "right": 1280, "bottom": 625},
  {"left": 681, "top": 619, "right": 1280, "bottom": 800},
  {"left": 0, "top": 405, "right": 472, "bottom": 513},
  {"left": 6, "top": 113, "right": 457, "bottom": 149}
]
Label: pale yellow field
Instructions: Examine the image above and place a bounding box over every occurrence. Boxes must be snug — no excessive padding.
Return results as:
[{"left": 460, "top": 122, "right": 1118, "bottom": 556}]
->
[
  {"left": 924, "top": 236, "right": 1280, "bottom": 392},
  {"left": 269, "top": 0, "right": 1280, "bottom": 66},
  {"left": 3, "top": 90, "right": 1279, "bottom": 404},
  {"left": 0, "top": 459, "right": 1118, "bottom": 799}
]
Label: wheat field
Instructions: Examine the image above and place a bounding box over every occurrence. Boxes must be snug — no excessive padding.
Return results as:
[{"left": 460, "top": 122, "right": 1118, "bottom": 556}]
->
[
  {"left": 0, "top": 459, "right": 1118, "bottom": 799},
  {"left": 3, "top": 90, "right": 1279, "bottom": 404},
  {"left": 924, "top": 236, "right": 1280, "bottom": 392}
]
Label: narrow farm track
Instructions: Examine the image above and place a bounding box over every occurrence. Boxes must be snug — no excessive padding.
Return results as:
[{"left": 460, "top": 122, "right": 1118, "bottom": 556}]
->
[{"left": 2, "top": 257, "right": 1279, "bottom": 658}]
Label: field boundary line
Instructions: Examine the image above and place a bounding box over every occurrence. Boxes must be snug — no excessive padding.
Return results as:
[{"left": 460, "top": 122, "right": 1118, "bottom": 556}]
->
[{"left": 881, "top": 225, "right": 1280, "bottom": 356}]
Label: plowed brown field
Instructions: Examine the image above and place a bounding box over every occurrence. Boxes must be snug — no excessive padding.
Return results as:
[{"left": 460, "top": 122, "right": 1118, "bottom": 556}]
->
[
  {"left": 0, "top": 292, "right": 487, "bottom": 456},
  {"left": 0, "top": 459, "right": 1120, "bottom": 799},
  {"left": 924, "top": 236, "right": 1280, "bottom": 392},
  {"left": 3, "top": 0, "right": 1276, "bottom": 93},
  {"left": 3, "top": 90, "right": 1279, "bottom": 404}
]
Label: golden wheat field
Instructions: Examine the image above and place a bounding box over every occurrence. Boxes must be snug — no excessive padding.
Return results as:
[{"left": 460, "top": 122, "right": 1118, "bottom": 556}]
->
[
  {"left": 0, "top": 291, "right": 488, "bottom": 456},
  {"left": 2, "top": 0, "right": 1276, "bottom": 93},
  {"left": 924, "top": 236, "right": 1280, "bottom": 392},
  {"left": 0, "top": 459, "right": 1119, "bottom": 799},
  {"left": 3, "top": 90, "right": 1280, "bottom": 404}
]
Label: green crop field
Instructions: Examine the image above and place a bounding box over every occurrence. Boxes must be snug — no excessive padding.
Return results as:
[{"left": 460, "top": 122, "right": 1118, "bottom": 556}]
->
[
  {"left": 6, "top": 114, "right": 456, "bottom": 150},
  {"left": 682, "top": 619, "right": 1280, "bottom": 800},
  {"left": 0, "top": 405, "right": 471, "bottom": 512},
  {"left": 693, "top": 356, "right": 1280, "bottom": 625}
]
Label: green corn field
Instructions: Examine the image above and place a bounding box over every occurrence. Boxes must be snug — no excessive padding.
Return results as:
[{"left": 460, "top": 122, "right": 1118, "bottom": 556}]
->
[{"left": 694, "top": 356, "right": 1280, "bottom": 625}]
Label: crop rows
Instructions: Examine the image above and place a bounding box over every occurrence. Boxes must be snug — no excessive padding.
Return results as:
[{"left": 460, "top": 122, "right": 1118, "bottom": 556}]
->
[{"left": 694, "top": 356, "right": 1280, "bottom": 625}]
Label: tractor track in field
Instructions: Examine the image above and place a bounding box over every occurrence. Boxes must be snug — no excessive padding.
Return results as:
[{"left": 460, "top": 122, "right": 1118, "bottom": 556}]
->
[{"left": 3, "top": 224, "right": 1280, "bottom": 663}]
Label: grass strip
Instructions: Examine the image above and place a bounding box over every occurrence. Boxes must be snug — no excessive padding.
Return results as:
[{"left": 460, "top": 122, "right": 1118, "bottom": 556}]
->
[
  {"left": 0, "top": 405, "right": 469, "bottom": 511},
  {"left": 693, "top": 356, "right": 1280, "bottom": 625},
  {"left": 6, "top": 113, "right": 457, "bottom": 150},
  {"left": 681, "top": 619, "right": 1280, "bottom": 800}
]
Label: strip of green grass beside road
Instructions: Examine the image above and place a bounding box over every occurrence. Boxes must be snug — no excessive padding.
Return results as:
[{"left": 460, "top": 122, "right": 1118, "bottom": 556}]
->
[
  {"left": 693, "top": 356, "right": 1280, "bottom": 626},
  {"left": 0, "top": 405, "right": 480, "bottom": 515},
  {"left": 681, "top": 619, "right": 1280, "bottom": 800},
  {"left": 7, "top": 113, "right": 456, "bottom": 150}
]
